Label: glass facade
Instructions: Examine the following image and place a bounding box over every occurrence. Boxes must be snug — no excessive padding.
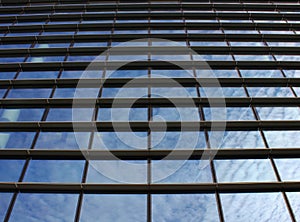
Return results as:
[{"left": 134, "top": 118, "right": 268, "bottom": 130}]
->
[{"left": 0, "top": 0, "right": 300, "bottom": 221}]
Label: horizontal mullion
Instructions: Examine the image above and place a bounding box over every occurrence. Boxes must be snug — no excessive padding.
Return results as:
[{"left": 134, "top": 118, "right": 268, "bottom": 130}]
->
[
  {"left": 1, "top": 2, "right": 300, "bottom": 11},
  {"left": 0, "top": 121, "right": 298, "bottom": 131},
  {"left": 0, "top": 97, "right": 299, "bottom": 108},
  {"left": 0, "top": 78, "right": 300, "bottom": 88},
  {"left": 1, "top": 12, "right": 298, "bottom": 23},
  {"left": 1, "top": 22, "right": 299, "bottom": 33},
  {"left": 0, "top": 182, "right": 299, "bottom": 194},
  {"left": 0, "top": 148, "right": 300, "bottom": 160},
  {"left": 2, "top": 34, "right": 300, "bottom": 44},
  {"left": 2, "top": 46, "right": 300, "bottom": 57},
  {"left": 1, "top": 61, "right": 300, "bottom": 71}
]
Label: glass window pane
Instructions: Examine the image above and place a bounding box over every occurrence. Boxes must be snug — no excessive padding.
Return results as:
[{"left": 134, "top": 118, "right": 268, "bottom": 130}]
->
[
  {"left": 92, "top": 132, "right": 147, "bottom": 150},
  {"left": 10, "top": 193, "right": 78, "bottom": 222},
  {"left": 196, "top": 69, "right": 238, "bottom": 78},
  {"left": 106, "top": 69, "right": 147, "bottom": 78},
  {"left": 204, "top": 107, "right": 255, "bottom": 120},
  {"left": 0, "top": 132, "right": 35, "bottom": 148},
  {"left": 47, "top": 108, "right": 93, "bottom": 121},
  {"left": 221, "top": 193, "right": 290, "bottom": 221},
  {"left": 152, "top": 87, "right": 198, "bottom": 97},
  {"left": 247, "top": 87, "right": 294, "bottom": 97},
  {"left": 286, "top": 192, "right": 300, "bottom": 221},
  {"left": 213, "top": 131, "right": 265, "bottom": 148},
  {"left": 0, "top": 193, "right": 13, "bottom": 221},
  {"left": 264, "top": 131, "right": 300, "bottom": 148},
  {"left": 274, "top": 159, "right": 300, "bottom": 181},
  {"left": 153, "top": 160, "right": 212, "bottom": 183},
  {"left": 26, "top": 56, "right": 65, "bottom": 62},
  {"left": 152, "top": 194, "right": 219, "bottom": 222},
  {"left": 0, "top": 108, "right": 44, "bottom": 121},
  {"left": 0, "top": 72, "right": 16, "bottom": 79},
  {"left": 60, "top": 70, "right": 85, "bottom": 79},
  {"left": 7, "top": 88, "right": 52, "bottom": 98},
  {"left": 17, "top": 71, "right": 59, "bottom": 79},
  {"left": 151, "top": 69, "right": 193, "bottom": 78},
  {"left": 240, "top": 69, "right": 283, "bottom": 78},
  {"left": 152, "top": 107, "right": 200, "bottom": 121},
  {"left": 200, "top": 87, "right": 246, "bottom": 97},
  {"left": 98, "top": 108, "right": 148, "bottom": 121},
  {"left": 86, "top": 160, "right": 147, "bottom": 184},
  {"left": 215, "top": 159, "right": 276, "bottom": 182},
  {"left": 24, "top": 160, "right": 84, "bottom": 182},
  {"left": 257, "top": 107, "right": 300, "bottom": 120},
  {"left": 80, "top": 194, "right": 147, "bottom": 222},
  {"left": 0, "top": 160, "right": 24, "bottom": 181},
  {"left": 283, "top": 70, "right": 300, "bottom": 77},
  {"left": 35, "top": 132, "right": 90, "bottom": 149},
  {"left": 102, "top": 87, "right": 148, "bottom": 98},
  {"left": 152, "top": 132, "right": 207, "bottom": 149}
]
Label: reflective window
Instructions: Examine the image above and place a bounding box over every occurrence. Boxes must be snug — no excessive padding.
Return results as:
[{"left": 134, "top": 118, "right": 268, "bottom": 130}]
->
[
  {"left": 0, "top": 132, "right": 35, "bottom": 148},
  {"left": 275, "top": 55, "right": 300, "bottom": 61},
  {"left": 257, "top": 107, "right": 300, "bottom": 120},
  {"left": 283, "top": 70, "right": 300, "bottom": 77},
  {"left": 98, "top": 108, "right": 148, "bottom": 121},
  {"left": 264, "top": 131, "right": 300, "bottom": 148},
  {"left": 230, "top": 41, "right": 265, "bottom": 46},
  {"left": 151, "top": 69, "right": 193, "bottom": 78},
  {"left": 35, "top": 132, "right": 90, "bottom": 149},
  {"left": 234, "top": 54, "right": 274, "bottom": 61},
  {"left": 35, "top": 43, "right": 70, "bottom": 48},
  {"left": 194, "top": 54, "right": 233, "bottom": 61},
  {"left": 0, "top": 57, "right": 25, "bottom": 63},
  {"left": 26, "top": 56, "right": 65, "bottom": 62},
  {"left": 10, "top": 193, "right": 78, "bottom": 222},
  {"left": 0, "top": 44, "right": 31, "bottom": 49},
  {"left": 204, "top": 107, "right": 255, "bottom": 120},
  {"left": 152, "top": 132, "right": 207, "bottom": 149},
  {"left": 86, "top": 160, "right": 147, "bottom": 184},
  {"left": 152, "top": 194, "right": 219, "bottom": 222},
  {"left": 60, "top": 70, "right": 85, "bottom": 78},
  {"left": 67, "top": 55, "right": 98, "bottom": 62},
  {"left": 275, "top": 159, "right": 300, "bottom": 181},
  {"left": 190, "top": 41, "right": 227, "bottom": 46},
  {"left": 47, "top": 108, "right": 93, "bottom": 121},
  {"left": 215, "top": 159, "right": 276, "bottom": 182},
  {"left": 221, "top": 193, "right": 290, "bottom": 221},
  {"left": 53, "top": 88, "right": 99, "bottom": 98},
  {"left": 17, "top": 71, "right": 59, "bottom": 79},
  {"left": 81, "top": 194, "right": 147, "bottom": 222},
  {"left": 152, "top": 107, "right": 199, "bottom": 121},
  {"left": 152, "top": 87, "right": 198, "bottom": 97},
  {"left": 0, "top": 160, "right": 24, "bottom": 181},
  {"left": 24, "top": 160, "right": 84, "bottom": 182},
  {"left": 7, "top": 88, "right": 52, "bottom": 98},
  {"left": 223, "top": 30, "right": 259, "bottom": 34},
  {"left": 92, "top": 132, "right": 147, "bottom": 150},
  {"left": 102, "top": 87, "right": 148, "bottom": 98},
  {"left": 107, "top": 69, "right": 147, "bottom": 78},
  {"left": 286, "top": 192, "right": 300, "bottom": 221},
  {"left": 240, "top": 69, "right": 283, "bottom": 78},
  {"left": 200, "top": 87, "right": 246, "bottom": 97},
  {"left": 0, "top": 72, "right": 16, "bottom": 79},
  {"left": 0, "top": 193, "right": 13, "bottom": 221},
  {"left": 213, "top": 131, "right": 265, "bottom": 148},
  {"left": 73, "top": 42, "right": 107, "bottom": 47},
  {"left": 196, "top": 69, "right": 238, "bottom": 78},
  {"left": 247, "top": 87, "right": 294, "bottom": 97},
  {"left": 153, "top": 160, "right": 212, "bottom": 183},
  {"left": 0, "top": 108, "right": 44, "bottom": 121}
]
